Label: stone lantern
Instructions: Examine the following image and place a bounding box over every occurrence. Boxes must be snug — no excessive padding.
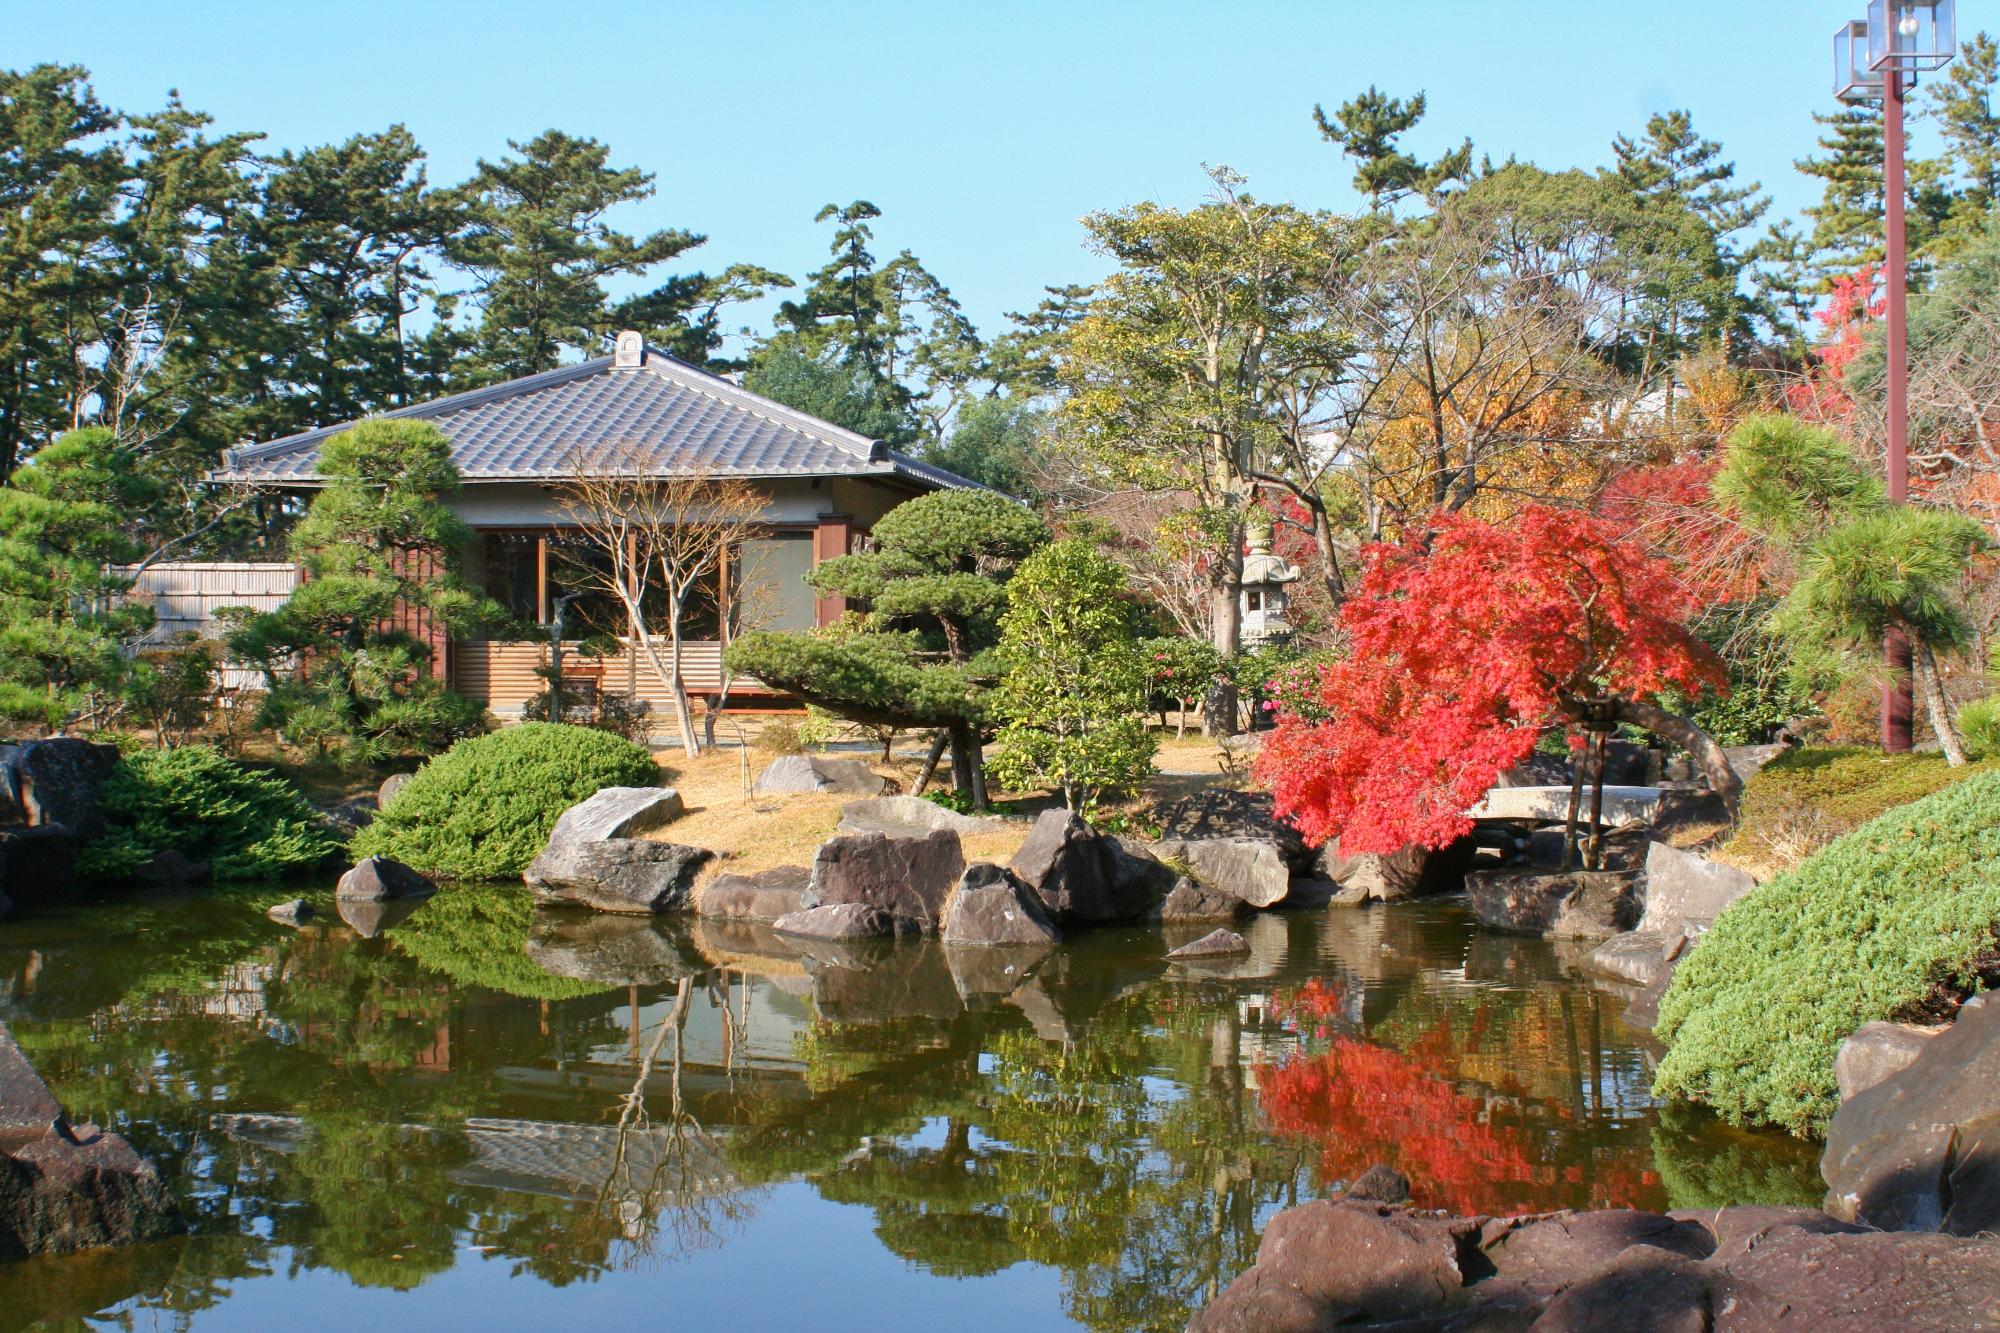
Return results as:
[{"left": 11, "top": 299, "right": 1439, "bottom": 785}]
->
[{"left": 1239, "top": 518, "right": 1300, "bottom": 646}]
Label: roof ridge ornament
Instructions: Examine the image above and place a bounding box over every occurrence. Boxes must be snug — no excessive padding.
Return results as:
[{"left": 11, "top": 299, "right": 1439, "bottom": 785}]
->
[{"left": 612, "top": 330, "right": 645, "bottom": 369}]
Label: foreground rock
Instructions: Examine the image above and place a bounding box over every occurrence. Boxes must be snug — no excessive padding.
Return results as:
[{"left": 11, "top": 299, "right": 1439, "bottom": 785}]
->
[
  {"left": 1156, "top": 789, "right": 1311, "bottom": 870},
  {"left": 696, "top": 865, "right": 809, "bottom": 922},
  {"left": 836, "top": 795, "right": 1007, "bottom": 837},
  {"left": 772, "top": 902, "right": 911, "bottom": 941},
  {"left": 527, "top": 840, "right": 712, "bottom": 913},
  {"left": 1008, "top": 810, "right": 1173, "bottom": 923},
  {"left": 1835, "top": 1019, "right": 1945, "bottom": 1101},
  {"left": 754, "top": 754, "right": 889, "bottom": 796},
  {"left": 0, "top": 738, "right": 120, "bottom": 839},
  {"left": 1466, "top": 867, "right": 1639, "bottom": 940},
  {"left": 1637, "top": 840, "right": 1756, "bottom": 937},
  {"left": 335, "top": 855, "right": 435, "bottom": 902},
  {"left": 1, "top": 1022, "right": 183, "bottom": 1258},
  {"left": 940, "top": 863, "right": 1060, "bottom": 946},
  {"left": 1152, "top": 837, "right": 1290, "bottom": 909},
  {"left": 1190, "top": 1194, "right": 2000, "bottom": 1332},
  {"left": 806, "top": 830, "right": 964, "bottom": 931},
  {"left": 1148, "top": 876, "right": 1250, "bottom": 923},
  {"left": 1167, "top": 929, "right": 1250, "bottom": 960},
  {"left": 525, "top": 788, "right": 708, "bottom": 913},
  {"left": 1824, "top": 990, "right": 2000, "bottom": 1235},
  {"left": 1311, "top": 838, "right": 1430, "bottom": 904}
]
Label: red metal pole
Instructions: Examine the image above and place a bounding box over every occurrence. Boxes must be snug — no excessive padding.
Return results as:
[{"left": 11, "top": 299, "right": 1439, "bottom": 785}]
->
[{"left": 1883, "top": 66, "right": 1916, "bottom": 753}]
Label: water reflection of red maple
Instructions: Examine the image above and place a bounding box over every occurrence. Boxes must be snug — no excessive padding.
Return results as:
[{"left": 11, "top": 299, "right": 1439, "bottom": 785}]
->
[{"left": 1256, "top": 1032, "right": 1661, "bottom": 1216}]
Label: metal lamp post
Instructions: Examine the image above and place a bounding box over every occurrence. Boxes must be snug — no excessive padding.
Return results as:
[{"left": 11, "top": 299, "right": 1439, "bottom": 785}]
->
[{"left": 1834, "top": 0, "right": 1956, "bottom": 752}]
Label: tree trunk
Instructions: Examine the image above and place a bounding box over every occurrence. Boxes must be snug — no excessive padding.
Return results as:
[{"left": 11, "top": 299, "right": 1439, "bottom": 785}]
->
[
  {"left": 912, "top": 730, "right": 949, "bottom": 796},
  {"left": 948, "top": 724, "right": 975, "bottom": 800},
  {"left": 1585, "top": 729, "right": 1609, "bottom": 871},
  {"left": 1914, "top": 640, "right": 1967, "bottom": 767},
  {"left": 1608, "top": 698, "right": 1742, "bottom": 817},
  {"left": 1559, "top": 737, "right": 1586, "bottom": 871},
  {"left": 1206, "top": 532, "right": 1245, "bottom": 737}
]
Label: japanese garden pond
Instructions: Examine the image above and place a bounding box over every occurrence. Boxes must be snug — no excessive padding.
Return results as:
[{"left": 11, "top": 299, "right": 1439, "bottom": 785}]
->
[{"left": 0, "top": 886, "right": 1821, "bottom": 1332}]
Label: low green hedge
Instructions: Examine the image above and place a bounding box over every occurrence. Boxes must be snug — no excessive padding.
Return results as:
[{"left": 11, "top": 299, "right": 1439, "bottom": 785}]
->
[
  {"left": 79, "top": 746, "right": 340, "bottom": 882},
  {"left": 352, "top": 722, "right": 659, "bottom": 880},
  {"left": 1656, "top": 769, "right": 2000, "bottom": 1137}
]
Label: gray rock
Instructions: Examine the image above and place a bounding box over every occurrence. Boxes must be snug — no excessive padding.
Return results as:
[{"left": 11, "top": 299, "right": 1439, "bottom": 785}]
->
[
  {"left": 265, "top": 899, "right": 314, "bottom": 926},
  {"left": 1157, "top": 789, "right": 1311, "bottom": 869},
  {"left": 1589, "top": 929, "right": 1685, "bottom": 988},
  {"left": 1152, "top": 837, "right": 1290, "bottom": 909},
  {"left": 940, "top": 863, "right": 1060, "bottom": 947},
  {"left": 1341, "top": 1164, "right": 1411, "bottom": 1204},
  {"left": 1836, "top": 1021, "right": 1947, "bottom": 1102},
  {"left": 527, "top": 840, "right": 711, "bottom": 914},
  {"left": 772, "top": 902, "right": 906, "bottom": 941},
  {"left": 1638, "top": 841, "right": 1755, "bottom": 937},
  {"left": 335, "top": 855, "right": 436, "bottom": 902},
  {"left": 324, "top": 796, "right": 376, "bottom": 837},
  {"left": 836, "top": 795, "right": 1007, "bottom": 837},
  {"left": 133, "top": 849, "right": 210, "bottom": 890},
  {"left": 1722, "top": 743, "right": 1787, "bottom": 783},
  {"left": 0, "top": 1022, "right": 183, "bottom": 1258},
  {"left": 806, "top": 830, "right": 965, "bottom": 931},
  {"left": 697, "top": 865, "right": 809, "bottom": 921},
  {"left": 542, "top": 786, "right": 683, "bottom": 845},
  {"left": 1102, "top": 836, "right": 1179, "bottom": 909},
  {"left": 377, "top": 771, "right": 413, "bottom": 808},
  {"left": 1466, "top": 867, "right": 1640, "bottom": 940},
  {"left": 1824, "top": 991, "right": 2000, "bottom": 1236},
  {"left": 1167, "top": 928, "right": 1250, "bottom": 959},
  {"left": 0, "top": 826, "right": 78, "bottom": 911},
  {"left": 754, "top": 754, "right": 889, "bottom": 796},
  {"left": 1007, "top": 809, "right": 1161, "bottom": 922},
  {"left": 525, "top": 911, "right": 702, "bottom": 985},
  {"left": 1311, "top": 838, "right": 1430, "bottom": 903},
  {"left": 0, "top": 738, "right": 119, "bottom": 840},
  {"left": 1148, "top": 876, "right": 1251, "bottom": 923}
]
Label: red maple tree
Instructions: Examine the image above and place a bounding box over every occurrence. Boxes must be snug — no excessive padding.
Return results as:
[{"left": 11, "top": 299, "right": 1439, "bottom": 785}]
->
[{"left": 1255, "top": 505, "right": 1730, "bottom": 853}]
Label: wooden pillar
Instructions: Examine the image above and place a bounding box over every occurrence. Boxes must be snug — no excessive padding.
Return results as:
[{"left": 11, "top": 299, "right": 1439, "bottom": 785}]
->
[{"left": 813, "top": 513, "right": 853, "bottom": 627}]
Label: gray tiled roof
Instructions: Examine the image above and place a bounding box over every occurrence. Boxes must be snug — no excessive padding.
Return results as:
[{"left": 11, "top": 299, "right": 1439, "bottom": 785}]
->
[{"left": 211, "top": 346, "right": 979, "bottom": 491}]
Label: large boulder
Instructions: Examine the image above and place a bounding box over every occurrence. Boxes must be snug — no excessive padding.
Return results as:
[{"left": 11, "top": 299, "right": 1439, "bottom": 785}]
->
[
  {"left": 1311, "top": 838, "right": 1429, "bottom": 903},
  {"left": 1193, "top": 1194, "right": 2000, "bottom": 1333},
  {"left": 697, "top": 865, "right": 810, "bottom": 922},
  {"left": 753, "top": 754, "right": 889, "bottom": 797},
  {"left": 0, "top": 738, "right": 120, "bottom": 839},
  {"left": 0, "top": 826, "right": 79, "bottom": 911},
  {"left": 940, "top": 863, "right": 1060, "bottom": 947},
  {"left": 1466, "top": 867, "right": 1640, "bottom": 940},
  {"left": 836, "top": 795, "right": 1007, "bottom": 838},
  {"left": 1147, "top": 876, "right": 1251, "bottom": 924},
  {"left": 335, "top": 855, "right": 435, "bottom": 902},
  {"left": 1588, "top": 928, "right": 1691, "bottom": 990},
  {"left": 0, "top": 1023, "right": 183, "bottom": 1258},
  {"left": 1152, "top": 837, "right": 1290, "bottom": 909},
  {"left": 1823, "top": 991, "right": 2000, "bottom": 1236},
  {"left": 805, "top": 830, "right": 965, "bottom": 932},
  {"left": 540, "top": 786, "right": 685, "bottom": 843},
  {"left": 1835, "top": 1020, "right": 1946, "bottom": 1102},
  {"left": 524, "top": 911, "right": 702, "bottom": 985},
  {"left": 1009, "top": 810, "right": 1110, "bottom": 920},
  {"left": 1157, "top": 789, "right": 1311, "bottom": 870},
  {"left": 1638, "top": 841, "right": 1755, "bottom": 938},
  {"left": 527, "top": 841, "right": 712, "bottom": 914},
  {"left": 772, "top": 902, "right": 908, "bottom": 942}
]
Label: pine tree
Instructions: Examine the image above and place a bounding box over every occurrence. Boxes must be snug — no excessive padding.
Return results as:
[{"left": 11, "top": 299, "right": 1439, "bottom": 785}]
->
[
  {"left": 1311, "top": 86, "right": 1473, "bottom": 213},
  {"left": 1797, "top": 107, "right": 1888, "bottom": 273},
  {"left": 448, "top": 130, "right": 703, "bottom": 379},
  {"left": 1611, "top": 110, "right": 1768, "bottom": 249},
  {"left": 1926, "top": 32, "right": 2000, "bottom": 258}
]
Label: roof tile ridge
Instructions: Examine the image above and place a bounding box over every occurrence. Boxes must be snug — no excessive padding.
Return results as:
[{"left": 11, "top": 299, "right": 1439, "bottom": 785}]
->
[{"left": 636, "top": 347, "right": 884, "bottom": 463}]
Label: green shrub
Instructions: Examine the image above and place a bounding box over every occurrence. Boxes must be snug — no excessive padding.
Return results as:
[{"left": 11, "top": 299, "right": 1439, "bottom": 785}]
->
[
  {"left": 1960, "top": 697, "right": 2000, "bottom": 761},
  {"left": 1721, "top": 744, "right": 1997, "bottom": 871},
  {"left": 79, "top": 746, "right": 341, "bottom": 882},
  {"left": 1655, "top": 770, "right": 2000, "bottom": 1137},
  {"left": 353, "top": 722, "right": 659, "bottom": 880}
]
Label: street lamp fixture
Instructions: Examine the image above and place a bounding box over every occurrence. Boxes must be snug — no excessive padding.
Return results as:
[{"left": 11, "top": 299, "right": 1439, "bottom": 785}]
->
[{"left": 1833, "top": 0, "right": 1957, "bottom": 753}]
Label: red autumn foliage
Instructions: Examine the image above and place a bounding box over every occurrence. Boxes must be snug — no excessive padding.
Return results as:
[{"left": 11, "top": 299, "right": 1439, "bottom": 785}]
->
[
  {"left": 1255, "top": 505, "right": 1724, "bottom": 853},
  {"left": 1784, "top": 264, "right": 1880, "bottom": 425},
  {"left": 1595, "top": 459, "right": 1769, "bottom": 605}
]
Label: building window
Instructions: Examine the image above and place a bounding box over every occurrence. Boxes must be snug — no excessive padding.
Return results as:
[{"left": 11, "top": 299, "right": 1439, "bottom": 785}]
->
[
  {"left": 478, "top": 533, "right": 539, "bottom": 622},
  {"left": 738, "top": 533, "right": 816, "bottom": 633}
]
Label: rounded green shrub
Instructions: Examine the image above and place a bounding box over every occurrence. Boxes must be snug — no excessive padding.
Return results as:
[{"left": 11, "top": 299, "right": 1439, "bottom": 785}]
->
[
  {"left": 1655, "top": 769, "right": 2000, "bottom": 1137},
  {"left": 79, "top": 745, "right": 341, "bottom": 883},
  {"left": 352, "top": 722, "right": 659, "bottom": 880}
]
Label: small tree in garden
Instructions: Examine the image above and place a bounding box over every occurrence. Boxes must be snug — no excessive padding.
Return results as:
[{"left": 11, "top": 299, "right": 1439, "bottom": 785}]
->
[
  {"left": 0, "top": 428, "right": 158, "bottom": 730},
  {"left": 726, "top": 489, "right": 1048, "bottom": 808},
  {"left": 1777, "top": 507, "right": 1991, "bottom": 765},
  {"left": 989, "top": 541, "right": 1157, "bottom": 813},
  {"left": 1257, "top": 505, "right": 1735, "bottom": 858},
  {"left": 1142, "top": 636, "right": 1222, "bottom": 736},
  {"left": 228, "top": 420, "right": 502, "bottom": 766},
  {"left": 556, "top": 443, "right": 768, "bottom": 756}
]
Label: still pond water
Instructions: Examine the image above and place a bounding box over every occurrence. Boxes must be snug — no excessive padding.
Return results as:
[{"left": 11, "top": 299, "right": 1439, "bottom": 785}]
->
[{"left": 0, "top": 885, "right": 1819, "bottom": 1332}]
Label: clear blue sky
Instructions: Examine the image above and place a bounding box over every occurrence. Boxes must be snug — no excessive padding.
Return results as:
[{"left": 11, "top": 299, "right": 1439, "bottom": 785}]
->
[{"left": 11, "top": 1, "right": 1952, "bottom": 351}]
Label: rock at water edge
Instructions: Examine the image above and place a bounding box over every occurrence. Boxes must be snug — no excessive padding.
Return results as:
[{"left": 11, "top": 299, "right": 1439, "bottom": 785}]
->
[
  {"left": 335, "top": 855, "right": 436, "bottom": 902},
  {"left": 941, "top": 863, "right": 1060, "bottom": 947},
  {"left": 807, "top": 830, "right": 965, "bottom": 931}
]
